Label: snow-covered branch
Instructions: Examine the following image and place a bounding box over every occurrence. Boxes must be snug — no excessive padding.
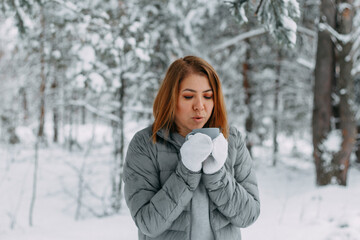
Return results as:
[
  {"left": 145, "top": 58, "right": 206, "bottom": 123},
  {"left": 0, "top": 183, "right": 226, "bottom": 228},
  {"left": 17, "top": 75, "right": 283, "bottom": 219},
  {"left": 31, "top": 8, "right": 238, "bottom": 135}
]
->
[
  {"left": 212, "top": 28, "right": 267, "bottom": 52},
  {"left": 49, "top": 0, "right": 109, "bottom": 20},
  {"left": 297, "top": 26, "right": 317, "bottom": 38},
  {"left": 296, "top": 57, "right": 315, "bottom": 70},
  {"left": 68, "top": 101, "right": 153, "bottom": 123},
  {"left": 349, "top": 27, "right": 360, "bottom": 64},
  {"left": 49, "top": 0, "right": 81, "bottom": 13},
  {"left": 318, "top": 22, "right": 352, "bottom": 44},
  {"left": 68, "top": 100, "right": 120, "bottom": 123},
  {"left": 124, "top": 106, "right": 153, "bottom": 114},
  {"left": 14, "top": 0, "right": 34, "bottom": 30},
  {"left": 337, "top": 3, "right": 353, "bottom": 13},
  {"left": 211, "top": 25, "right": 316, "bottom": 52}
]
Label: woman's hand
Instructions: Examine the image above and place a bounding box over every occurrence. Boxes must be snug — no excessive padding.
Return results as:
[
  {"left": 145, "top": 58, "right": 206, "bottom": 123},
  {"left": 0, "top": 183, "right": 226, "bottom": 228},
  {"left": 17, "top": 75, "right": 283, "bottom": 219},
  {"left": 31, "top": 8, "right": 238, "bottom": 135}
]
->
[
  {"left": 180, "top": 133, "right": 213, "bottom": 172},
  {"left": 203, "top": 133, "right": 228, "bottom": 174}
]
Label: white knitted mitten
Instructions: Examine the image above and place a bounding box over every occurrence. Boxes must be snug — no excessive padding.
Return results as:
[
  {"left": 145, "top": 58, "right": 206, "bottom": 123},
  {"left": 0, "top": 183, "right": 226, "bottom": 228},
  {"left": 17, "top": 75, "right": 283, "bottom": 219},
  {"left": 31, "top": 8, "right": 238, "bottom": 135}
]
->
[
  {"left": 180, "top": 133, "right": 213, "bottom": 172},
  {"left": 203, "top": 133, "right": 228, "bottom": 174}
]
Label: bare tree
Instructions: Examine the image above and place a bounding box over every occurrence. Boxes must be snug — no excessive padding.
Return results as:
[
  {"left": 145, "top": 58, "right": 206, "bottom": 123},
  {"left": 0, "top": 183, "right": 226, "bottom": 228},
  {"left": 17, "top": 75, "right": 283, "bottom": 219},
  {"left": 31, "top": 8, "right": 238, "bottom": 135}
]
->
[
  {"left": 273, "top": 50, "right": 282, "bottom": 166},
  {"left": 333, "top": 0, "right": 357, "bottom": 185},
  {"left": 243, "top": 36, "right": 254, "bottom": 156},
  {"left": 312, "top": 0, "right": 336, "bottom": 185},
  {"left": 29, "top": 4, "right": 46, "bottom": 226},
  {"left": 111, "top": 71, "right": 126, "bottom": 212},
  {"left": 75, "top": 114, "right": 98, "bottom": 220},
  {"left": 51, "top": 78, "right": 59, "bottom": 143},
  {"left": 19, "top": 87, "right": 29, "bottom": 124},
  {"left": 313, "top": 0, "right": 357, "bottom": 185}
]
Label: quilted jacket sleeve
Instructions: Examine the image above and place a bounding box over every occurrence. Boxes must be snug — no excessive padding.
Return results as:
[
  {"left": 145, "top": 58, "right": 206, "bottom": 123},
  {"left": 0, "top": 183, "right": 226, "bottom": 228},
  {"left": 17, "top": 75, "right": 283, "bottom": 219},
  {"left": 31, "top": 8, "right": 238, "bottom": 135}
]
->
[
  {"left": 123, "top": 131, "right": 201, "bottom": 238},
  {"left": 202, "top": 126, "right": 260, "bottom": 228}
]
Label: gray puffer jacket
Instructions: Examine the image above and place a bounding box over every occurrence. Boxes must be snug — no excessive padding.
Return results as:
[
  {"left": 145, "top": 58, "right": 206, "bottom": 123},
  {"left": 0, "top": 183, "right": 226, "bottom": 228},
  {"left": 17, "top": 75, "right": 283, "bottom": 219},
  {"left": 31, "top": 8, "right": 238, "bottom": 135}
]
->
[{"left": 123, "top": 126, "right": 260, "bottom": 240}]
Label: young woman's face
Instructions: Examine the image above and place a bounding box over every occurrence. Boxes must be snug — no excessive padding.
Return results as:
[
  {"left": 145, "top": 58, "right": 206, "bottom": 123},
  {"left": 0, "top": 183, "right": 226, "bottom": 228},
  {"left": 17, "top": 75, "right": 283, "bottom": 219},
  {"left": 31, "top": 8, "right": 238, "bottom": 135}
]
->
[{"left": 175, "top": 73, "right": 214, "bottom": 137}]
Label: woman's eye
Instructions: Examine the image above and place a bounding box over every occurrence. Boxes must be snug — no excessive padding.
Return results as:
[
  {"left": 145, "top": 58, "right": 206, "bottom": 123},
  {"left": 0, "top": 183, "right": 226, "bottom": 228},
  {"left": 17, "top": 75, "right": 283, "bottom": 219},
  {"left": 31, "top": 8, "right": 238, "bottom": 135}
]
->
[
  {"left": 204, "top": 95, "right": 213, "bottom": 99},
  {"left": 184, "top": 96, "right": 193, "bottom": 99}
]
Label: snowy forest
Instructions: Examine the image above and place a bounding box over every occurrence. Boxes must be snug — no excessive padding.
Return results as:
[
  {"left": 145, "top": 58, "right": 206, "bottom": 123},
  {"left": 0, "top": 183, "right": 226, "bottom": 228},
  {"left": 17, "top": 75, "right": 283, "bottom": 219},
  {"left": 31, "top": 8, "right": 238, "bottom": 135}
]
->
[{"left": 1, "top": 0, "right": 360, "bottom": 239}]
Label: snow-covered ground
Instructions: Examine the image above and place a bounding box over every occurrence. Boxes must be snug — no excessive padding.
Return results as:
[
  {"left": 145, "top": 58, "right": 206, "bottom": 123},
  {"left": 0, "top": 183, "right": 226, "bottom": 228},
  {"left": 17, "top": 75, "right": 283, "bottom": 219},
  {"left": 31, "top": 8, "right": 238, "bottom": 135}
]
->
[{"left": 1, "top": 125, "right": 360, "bottom": 240}]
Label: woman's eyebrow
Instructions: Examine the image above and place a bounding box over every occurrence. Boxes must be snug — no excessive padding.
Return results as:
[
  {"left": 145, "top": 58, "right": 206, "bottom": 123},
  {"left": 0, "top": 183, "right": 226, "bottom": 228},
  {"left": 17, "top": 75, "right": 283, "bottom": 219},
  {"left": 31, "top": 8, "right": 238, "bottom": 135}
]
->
[{"left": 182, "top": 88, "right": 213, "bottom": 93}]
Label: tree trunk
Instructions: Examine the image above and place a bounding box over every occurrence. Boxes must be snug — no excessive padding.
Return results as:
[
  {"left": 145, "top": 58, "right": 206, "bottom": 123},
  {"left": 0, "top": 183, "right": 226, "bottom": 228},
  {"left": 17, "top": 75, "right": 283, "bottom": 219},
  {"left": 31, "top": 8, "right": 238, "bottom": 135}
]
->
[
  {"left": 19, "top": 87, "right": 28, "bottom": 124},
  {"left": 111, "top": 72, "right": 125, "bottom": 212},
  {"left": 243, "top": 39, "right": 254, "bottom": 156},
  {"left": 30, "top": 5, "right": 45, "bottom": 226},
  {"left": 313, "top": 0, "right": 336, "bottom": 185},
  {"left": 333, "top": 0, "right": 356, "bottom": 185},
  {"left": 68, "top": 104, "right": 74, "bottom": 152},
  {"left": 273, "top": 50, "right": 282, "bottom": 166},
  {"left": 356, "top": 125, "right": 360, "bottom": 163},
  {"left": 37, "top": 6, "right": 46, "bottom": 142},
  {"left": 29, "top": 141, "right": 39, "bottom": 226},
  {"left": 118, "top": 74, "right": 125, "bottom": 209},
  {"left": 82, "top": 81, "right": 88, "bottom": 125},
  {"left": 52, "top": 78, "right": 59, "bottom": 143}
]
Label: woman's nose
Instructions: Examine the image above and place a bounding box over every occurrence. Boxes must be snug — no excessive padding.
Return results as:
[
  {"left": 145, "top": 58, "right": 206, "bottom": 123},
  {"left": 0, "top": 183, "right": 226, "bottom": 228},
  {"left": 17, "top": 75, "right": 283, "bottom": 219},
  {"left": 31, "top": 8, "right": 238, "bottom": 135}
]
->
[{"left": 193, "top": 96, "right": 204, "bottom": 111}]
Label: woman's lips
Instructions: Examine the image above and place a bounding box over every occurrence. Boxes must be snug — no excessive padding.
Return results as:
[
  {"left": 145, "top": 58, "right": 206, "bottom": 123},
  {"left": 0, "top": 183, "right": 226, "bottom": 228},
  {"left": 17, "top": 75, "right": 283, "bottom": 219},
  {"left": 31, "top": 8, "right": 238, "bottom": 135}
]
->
[{"left": 192, "top": 116, "right": 204, "bottom": 122}]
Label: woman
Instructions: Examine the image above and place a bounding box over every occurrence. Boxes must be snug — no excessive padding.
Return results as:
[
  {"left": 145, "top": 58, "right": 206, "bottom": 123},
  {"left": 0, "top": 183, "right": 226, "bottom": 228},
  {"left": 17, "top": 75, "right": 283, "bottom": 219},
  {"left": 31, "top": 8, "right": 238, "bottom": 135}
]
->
[{"left": 123, "top": 56, "right": 260, "bottom": 240}]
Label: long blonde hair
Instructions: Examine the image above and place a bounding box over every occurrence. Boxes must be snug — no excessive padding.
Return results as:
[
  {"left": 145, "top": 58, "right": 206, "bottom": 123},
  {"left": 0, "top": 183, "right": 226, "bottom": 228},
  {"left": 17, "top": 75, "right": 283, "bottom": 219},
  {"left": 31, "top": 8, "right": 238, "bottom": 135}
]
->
[{"left": 152, "top": 56, "right": 228, "bottom": 142}]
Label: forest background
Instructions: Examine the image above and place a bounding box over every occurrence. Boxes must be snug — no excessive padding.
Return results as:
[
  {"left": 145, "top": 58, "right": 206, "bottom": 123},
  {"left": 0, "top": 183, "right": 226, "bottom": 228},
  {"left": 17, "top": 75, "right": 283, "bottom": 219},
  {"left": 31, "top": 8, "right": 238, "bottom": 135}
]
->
[{"left": 1, "top": 0, "right": 360, "bottom": 239}]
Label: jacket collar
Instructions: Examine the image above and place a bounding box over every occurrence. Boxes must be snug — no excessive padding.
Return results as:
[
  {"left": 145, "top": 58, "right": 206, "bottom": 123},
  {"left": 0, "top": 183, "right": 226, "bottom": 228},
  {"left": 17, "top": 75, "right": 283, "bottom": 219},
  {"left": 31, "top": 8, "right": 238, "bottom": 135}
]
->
[{"left": 156, "top": 128, "right": 182, "bottom": 150}]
